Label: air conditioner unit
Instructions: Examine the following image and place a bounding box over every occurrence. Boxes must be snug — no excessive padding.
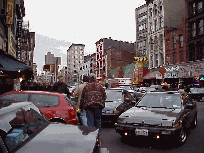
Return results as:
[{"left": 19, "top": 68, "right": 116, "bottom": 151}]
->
[{"left": 0, "top": 8, "right": 6, "bottom": 15}]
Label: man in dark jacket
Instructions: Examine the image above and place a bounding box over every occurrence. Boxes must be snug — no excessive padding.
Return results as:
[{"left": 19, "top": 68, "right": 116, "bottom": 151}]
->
[
  {"left": 51, "top": 76, "right": 71, "bottom": 97},
  {"left": 80, "top": 73, "right": 106, "bottom": 134}
]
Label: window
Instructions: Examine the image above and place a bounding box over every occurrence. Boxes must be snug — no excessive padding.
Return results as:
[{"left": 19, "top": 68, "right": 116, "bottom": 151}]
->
[
  {"left": 167, "top": 54, "right": 170, "bottom": 65},
  {"left": 173, "top": 52, "right": 177, "bottom": 64},
  {"left": 198, "top": 19, "right": 203, "bottom": 35},
  {"left": 0, "top": 93, "right": 29, "bottom": 101},
  {"left": 150, "top": 56, "right": 153, "bottom": 67},
  {"left": 173, "top": 36, "right": 176, "bottom": 49},
  {"left": 192, "top": 22, "right": 196, "bottom": 37},
  {"left": 179, "top": 35, "right": 183, "bottom": 48},
  {"left": 155, "top": 20, "right": 158, "bottom": 31},
  {"left": 160, "top": 17, "right": 163, "bottom": 27},
  {"left": 155, "top": 54, "right": 158, "bottom": 67},
  {"left": 30, "top": 94, "right": 59, "bottom": 108},
  {"left": 193, "top": 3, "right": 196, "bottom": 15},
  {"left": 198, "top": 1, "right": 203, "bottom": 13},
  {"left": 166, "top": 39, "right": 170, "bottom": 51},
  {"left": 160, "top": 35, "right": 163, "bottom": 50},
  {"left": 160, "top": 53, "right": 164, "bottom": 65},
  {"left": 179, "top": 51, "right": 184, "bottom": 62}
]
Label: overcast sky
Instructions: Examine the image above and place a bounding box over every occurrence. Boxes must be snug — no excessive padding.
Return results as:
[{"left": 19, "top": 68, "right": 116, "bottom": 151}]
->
[{"left": 23, "top": 0, "right": 146, "bottom": 73}]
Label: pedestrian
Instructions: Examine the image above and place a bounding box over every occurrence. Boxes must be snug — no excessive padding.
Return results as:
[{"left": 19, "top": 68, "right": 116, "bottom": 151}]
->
[
  {"left": 73, "top": 76, "right": 89, "bottom": 126},
  {"left": 43, "top": 81, "right": 51, "bottom": 91},
  {"left": 80, "top": 73, "right": 106, "bottom": 134},
  {"left": 20, "top": 79, "right": 29, "bottom": 90},
  {"left": 51, "top": 75, "right": 71, "bottom": 98}
]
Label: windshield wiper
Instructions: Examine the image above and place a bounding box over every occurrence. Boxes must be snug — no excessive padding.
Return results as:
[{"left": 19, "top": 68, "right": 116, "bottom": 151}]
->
[
  {"left": 136, "top": 106, "right": 147, "bottom": 107},
  {"left": 150, "top": 107, "right": 175, "bottom": 110},
  {"left": 105, "top": 101, "right": 114, "bottom": 102}
]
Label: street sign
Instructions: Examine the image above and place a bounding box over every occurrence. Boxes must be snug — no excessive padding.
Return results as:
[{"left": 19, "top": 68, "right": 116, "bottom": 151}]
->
[{"left": 159, "top": 67, "right": 166, "bottom": 75}]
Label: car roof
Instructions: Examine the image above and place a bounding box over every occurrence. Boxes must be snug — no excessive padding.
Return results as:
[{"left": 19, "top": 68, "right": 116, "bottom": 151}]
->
[
  {"left": 1, "top": 90, "right": 65, "bottom": 96},
  {"left": 146, "top": 91, "right": 181, "bottom": 95},
  {"left": 0, "top": 101, "right": 33, "bottom": 117}
]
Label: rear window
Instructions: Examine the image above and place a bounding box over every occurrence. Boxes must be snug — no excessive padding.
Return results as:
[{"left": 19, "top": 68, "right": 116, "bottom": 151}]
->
[
  {"left": 0, "top": 94, "right": 29, "bottom": 102},
  {"left": 30, "top": 94, "right": 59, "bottom": 108}
]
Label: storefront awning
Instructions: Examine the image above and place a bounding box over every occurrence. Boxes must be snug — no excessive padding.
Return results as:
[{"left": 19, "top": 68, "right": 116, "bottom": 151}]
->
[
  {"left": 143, "top": 71, "right": 162, "bottom": 80},
  {"left": 0, "top": 50, "right": 33, "bottom": 77}
]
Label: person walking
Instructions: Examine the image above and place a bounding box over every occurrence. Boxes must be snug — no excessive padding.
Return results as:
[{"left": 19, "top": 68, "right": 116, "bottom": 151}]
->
[
  {"left": 43, "top": 81, "right": 51, "bottom": 91},
  {"left": 73, "top": 76, "right": 89, "bottom": 126},
  {"left": 51, "top": 76, "right": 71, "bottom": 98},
  {"left": 80, "top": 73, "right": 106, "bottom": 134}
]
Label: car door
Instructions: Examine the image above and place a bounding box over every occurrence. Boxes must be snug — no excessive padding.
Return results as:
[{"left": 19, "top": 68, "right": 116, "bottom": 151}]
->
[{"left": 183, "top": 98, "right": 196, "bottom": 128}]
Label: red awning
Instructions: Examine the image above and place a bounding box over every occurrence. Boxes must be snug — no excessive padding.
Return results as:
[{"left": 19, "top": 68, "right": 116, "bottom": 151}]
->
[{"left": 143, "top": 71, "right": 162, "bottom": 80}]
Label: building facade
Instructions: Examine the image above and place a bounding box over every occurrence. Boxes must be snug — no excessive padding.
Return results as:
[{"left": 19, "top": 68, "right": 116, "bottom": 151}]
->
[
  {"left": 95, "top": 37, "right": 135, "bottom": 79},
  {"left": 185, "top": 0, "right": 204, "bottom": 62},
  {"left": 164, "top": 18, "right": 187, "bottom": 65},
  {"left": 135, "top": 4, "right": 148, "bottom": 57},
  {"left": 67, "top": 43, "right": 85, "bottom": 85},
  {"left": 45, "top": 52, "right": 54, "bottom": 65},
  {"left": 145, "top": 0, "right": 185, "bottom": 69}
]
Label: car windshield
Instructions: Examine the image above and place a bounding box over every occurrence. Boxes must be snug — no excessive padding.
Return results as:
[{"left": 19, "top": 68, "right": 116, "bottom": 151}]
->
[
  {"left": 105, "top": 90, "right": 123, "bottom": 102},
  {"left": 30, "top": 94, "right": 59, "bottom": 108},
  {"left": 137, "top": 93, "right": 181, "bottom": 108},
  {"left": 0, "top": 102, "right": 48, "bottom": 152},
  {"left": 117, "top": 86, "right": 132, "bottom": 90}
]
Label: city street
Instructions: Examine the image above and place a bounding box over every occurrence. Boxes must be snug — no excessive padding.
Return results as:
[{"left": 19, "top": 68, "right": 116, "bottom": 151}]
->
[{"left": 101, "top": 101, "right": 204, "bottom": 153}]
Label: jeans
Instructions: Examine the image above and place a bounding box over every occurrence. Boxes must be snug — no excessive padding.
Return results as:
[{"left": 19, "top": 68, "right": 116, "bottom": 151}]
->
[
  {"left": 86, "top": 108, "right": 102, "bottom": 134},
  {"left": 81, "top": 110, "right": 87, "bottom": 126}
]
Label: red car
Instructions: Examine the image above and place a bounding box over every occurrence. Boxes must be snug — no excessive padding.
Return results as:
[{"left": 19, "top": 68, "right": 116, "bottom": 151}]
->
[{"left": 0, "top": 90, "right": 78, "bottom": 125}]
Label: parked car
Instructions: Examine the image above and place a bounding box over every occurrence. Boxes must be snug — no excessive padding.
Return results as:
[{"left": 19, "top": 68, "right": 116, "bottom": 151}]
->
[
  {"left": 101, "top": 88, "right": 135, "bottom": 124},
  {"left": 0, "top": 100, "right": 109, "bottom": 153},
  {"left": 0, "top": 90, "right": 78, "bottom": 125},
  {"left": 115, "top": 91, "right": 197, "bottom": 145},
  {"left": 188, "top": 87, "right": 204, "bottom": 101}
]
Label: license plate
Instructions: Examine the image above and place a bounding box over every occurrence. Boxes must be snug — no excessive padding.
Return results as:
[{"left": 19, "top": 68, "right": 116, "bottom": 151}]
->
[{"left": 135, "top": 129, "right": 148, "bottom": 136}]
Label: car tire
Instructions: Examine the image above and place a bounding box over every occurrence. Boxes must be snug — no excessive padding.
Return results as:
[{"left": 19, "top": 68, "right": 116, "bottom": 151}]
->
[
  {"left": 192, "top": 115, "right": 197, "bottom": 128},
  {"left": 178, "top": 127, "right": 187, "bottom": 144}
]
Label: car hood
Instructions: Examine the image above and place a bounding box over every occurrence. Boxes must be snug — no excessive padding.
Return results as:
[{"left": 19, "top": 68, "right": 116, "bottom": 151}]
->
[
  {"left": 103, "top": 101, "right": 123, "bottom": 111},
  {"left": 118, "top": 107, "right": 182, "bottom": 126},
  {"left": 16, "top": 123, "right": 98, "bottom": 153}
]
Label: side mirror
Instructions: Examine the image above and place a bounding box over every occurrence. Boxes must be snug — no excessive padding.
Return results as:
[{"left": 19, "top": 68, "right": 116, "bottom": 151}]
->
[
  {"left": 124, "top": 97, "right": 130, "bottom": 102},
  {"left": 185, "top": 103, "right": 194, "bottom": 109},
  {"left": 131, "top": 100, "right": 136, "bottom": 105}
]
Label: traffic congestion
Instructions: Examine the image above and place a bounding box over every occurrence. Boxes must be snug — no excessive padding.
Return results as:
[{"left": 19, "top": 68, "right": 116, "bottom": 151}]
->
[{"left": 1, "top": 0, "right": 204, "bottom": 152}]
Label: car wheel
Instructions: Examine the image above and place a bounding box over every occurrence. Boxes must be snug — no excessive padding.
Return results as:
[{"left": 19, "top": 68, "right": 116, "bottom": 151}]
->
[
  {"left": 178, "top": 128, "right": 187, "bottom": 143},
  {"left": 192, "top": 115, "right": 197, "bottom": 128}
]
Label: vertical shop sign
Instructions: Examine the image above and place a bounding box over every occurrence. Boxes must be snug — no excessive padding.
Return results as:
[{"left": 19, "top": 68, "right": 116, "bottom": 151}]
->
[
  {"left": 138, "top": 67, "right": 143, "bottom": 82},
  {"left": 6, "top": 0, "right": 14, "bottom": 24},
  {"left": 16, "top": 19, "right": 22, "bottom": 60}
]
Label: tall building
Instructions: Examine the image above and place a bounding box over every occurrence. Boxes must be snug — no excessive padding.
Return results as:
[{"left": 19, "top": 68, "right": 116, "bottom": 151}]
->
[
  {"left": 67, "top": 43, "right": 85, "bottom": 85},
  {"left": 45, "top": 52, "right": 54, "bottom": 64},
  {"left": 145, "top": 0, "right": 185, "bottom": 69},
  {"left": 135, "top": 4, "right": 148, "bottom": 57},
  {"left": 185, "top": 0, "right": 204, "bottom": 62}
]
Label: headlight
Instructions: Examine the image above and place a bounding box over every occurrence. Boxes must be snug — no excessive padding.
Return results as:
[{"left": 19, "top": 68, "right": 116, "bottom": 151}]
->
[
  {"left": 106, "top": 110, "right": 114, "bottom": 114},
  {"left": 173, "top": 120, "right": 181, "bottom": 127},
  {"left": 113, "top": 110, "right": 119, "bottom": 114}
]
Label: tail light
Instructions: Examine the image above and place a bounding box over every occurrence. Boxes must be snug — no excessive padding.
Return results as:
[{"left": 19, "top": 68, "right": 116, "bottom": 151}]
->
[{"left": 69, "top": 107, "right": 76, "bottom": 118}]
